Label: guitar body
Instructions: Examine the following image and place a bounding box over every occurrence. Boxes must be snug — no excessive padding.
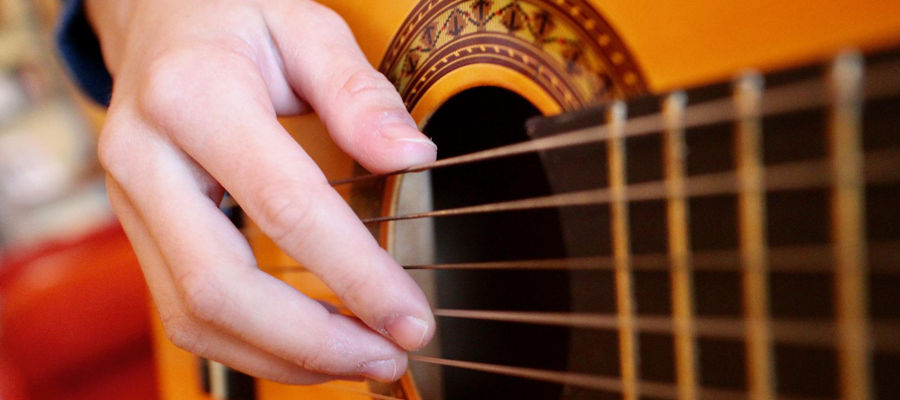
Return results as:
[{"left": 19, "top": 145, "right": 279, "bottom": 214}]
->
[{"left": 153, "top": 1, "right": 900, "bottom": 399}]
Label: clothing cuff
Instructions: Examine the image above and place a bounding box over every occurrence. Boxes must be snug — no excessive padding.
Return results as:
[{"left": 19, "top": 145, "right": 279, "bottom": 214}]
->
[{"left": 55, "top": 0, "right": 112, "bottom": 106}]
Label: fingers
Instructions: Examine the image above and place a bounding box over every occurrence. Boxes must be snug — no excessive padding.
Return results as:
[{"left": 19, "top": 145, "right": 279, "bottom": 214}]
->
[
  {"left": 262, "top": 0, "right": 437, "bottom": 174},
  {"left": 260, "top": 2, "right": 437, "bottom": 349},
  {"left": 99, "top": 0, "right": 437, "bottom": 381},
  {"left": 106, "top": 178, "right": 338, "bottom": 385},
  {"left": 100, "top": 108, "right": 409, "bottom": 381},
  {"left": 128, "top": 47, "right": 435, "bottom": 353}
]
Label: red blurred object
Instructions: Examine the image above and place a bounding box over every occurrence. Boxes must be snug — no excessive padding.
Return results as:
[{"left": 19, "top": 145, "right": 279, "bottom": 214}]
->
[
  {"left": 0, "top": 355, "right": 27, "bottom": 400},
  {"left": 0, "top": 222, "right": 158, "bottom": 400}
]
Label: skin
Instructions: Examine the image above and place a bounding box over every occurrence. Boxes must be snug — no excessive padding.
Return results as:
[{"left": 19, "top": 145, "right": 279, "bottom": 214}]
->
[{"left": 85, "top": 0, "right": 437, "bottom": 383}]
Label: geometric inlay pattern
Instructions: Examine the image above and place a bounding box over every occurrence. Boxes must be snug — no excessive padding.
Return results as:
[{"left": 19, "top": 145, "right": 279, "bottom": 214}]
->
[{"left": 379, "top": 0, "right": 647, "bottom": 110}]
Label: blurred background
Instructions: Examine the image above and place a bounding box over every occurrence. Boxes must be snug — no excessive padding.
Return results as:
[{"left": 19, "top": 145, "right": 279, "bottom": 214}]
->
[{"left": 0, "top": 0, "right": 156, "bottom": 398}]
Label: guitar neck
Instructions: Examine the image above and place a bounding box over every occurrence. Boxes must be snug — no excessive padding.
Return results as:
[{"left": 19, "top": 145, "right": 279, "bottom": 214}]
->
[{"left": 519, "top": 49, "right": 900, "bottom": 400}]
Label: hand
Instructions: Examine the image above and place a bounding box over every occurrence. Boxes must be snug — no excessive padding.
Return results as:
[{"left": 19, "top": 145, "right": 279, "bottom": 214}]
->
[{"left": 85, "top": 0, "right": 437, "bottom": 383}]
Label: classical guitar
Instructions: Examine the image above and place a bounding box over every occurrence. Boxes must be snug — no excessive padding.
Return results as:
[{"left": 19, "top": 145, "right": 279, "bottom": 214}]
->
[{"left": 152, "top": 1, "right": 900, "bottom": 399}]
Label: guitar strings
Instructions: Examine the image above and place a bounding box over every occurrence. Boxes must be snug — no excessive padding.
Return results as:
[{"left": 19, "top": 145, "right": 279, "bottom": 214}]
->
[
  {"left": 260, "top": 240, "right": 900, "bottom": 274},
  {"left": 355, "top": 148, "right": 900, "bottom": 224},
  {"left": 405, "top": 355, "right": 761, "bottom": 400},
  {"left": 431, "top": 309, "right": 900, "bottom": 351},
  {"left": 328, "top": 58, "right": 900, "bottom": 187},
  {"left": 320, "top": 318, "right": 896, "bottom": 399},
  {"left": 314, "top": 356, "right": 813, "bottom": 400},
  {"left": 314, "top": 353, "right": 833, "bottom": 400},
  {"left": 258, "top": 271, "right": 900, "bottom": 350},
  {"left": 409, "top": 354, "right": 625, "bottom": 394},
  {"left": 405, "top": 355, "right": 827, "bottom": 400},
  {"left": 311, "top": 318, "right": 897, "bottom": 399},
  {"left": 283, "top": 58, "right": 899, "bottom": 400}
]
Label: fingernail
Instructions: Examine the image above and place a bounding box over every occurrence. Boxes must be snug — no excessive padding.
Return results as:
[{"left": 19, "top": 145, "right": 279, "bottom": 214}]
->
[
  {"left": 360, "top": 359, "right": 397, "bottom": 381},
  {"left": 394, "top": 137, "right": 438, "bottom": 151},
  {"left": 378, "top": 116, "right": 438, "bottom": 150},
  {"left": 385, "top": 315, "right": 429, "bottom": 350}
]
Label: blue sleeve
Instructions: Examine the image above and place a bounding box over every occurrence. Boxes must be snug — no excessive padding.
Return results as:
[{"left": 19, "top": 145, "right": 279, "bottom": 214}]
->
[{"left": 56, "top": 0, "right": 112, "bottom": 106}]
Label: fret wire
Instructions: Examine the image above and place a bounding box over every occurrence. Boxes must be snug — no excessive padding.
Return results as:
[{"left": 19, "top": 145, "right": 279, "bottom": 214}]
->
[
  {"left": 607, "top": 100, "right": 640, "bottom": 400},
  {"left": 829, "top": 53, "right": 871, "bottom": 400},
  {"left": 735, "top": 72, "right": 775, "bottom": 400},
  {"left": 208, "top": 360, "right": 228, "bottom": 400},
  {"left": 662, "top": 91, "right": 699, "bottom": 400},
  {"left": 329, "top": 58, "right": 900, "bottom": 187},
  {"left": 357, "top": 149, "right": 900, "bottom": 224},
  {"left": 260, "top": 240, "right": 900, "bottom": 274}
]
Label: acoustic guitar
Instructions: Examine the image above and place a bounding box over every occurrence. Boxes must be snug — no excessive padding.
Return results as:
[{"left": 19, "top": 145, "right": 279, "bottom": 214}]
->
[{"left": 151, "top": 1, "right": 900, "bottom": 399}]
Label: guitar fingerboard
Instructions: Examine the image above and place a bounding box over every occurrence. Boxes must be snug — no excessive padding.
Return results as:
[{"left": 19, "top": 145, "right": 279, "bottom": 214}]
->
[{"left": 487, "top": 50, "right": 898, "bottom": 400}]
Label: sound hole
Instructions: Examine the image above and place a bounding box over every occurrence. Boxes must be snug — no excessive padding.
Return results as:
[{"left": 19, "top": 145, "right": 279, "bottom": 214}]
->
[{"left": 424, "top": 87, "right": 570, "bottom": 398}]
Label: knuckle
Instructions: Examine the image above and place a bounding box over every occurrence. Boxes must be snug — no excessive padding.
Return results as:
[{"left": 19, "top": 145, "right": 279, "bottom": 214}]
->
[
  {"left": 97, "top": 114, "right": 145, "bottom": 183},
  {"left": 336, "top": 68, "right": 396, "bottom": 100},
  {"left": 296, "top": 348, "right": 329, "bottom": 373},
  {"left": 257, "top": 186, "right": 321, "bottom": 245},
  {"left": 334, "top": 272, "right": 376, "bottom": 306},
  {"left": 96, "top": 122, "right": 129, "bottom": 176},
  {"left": 293, "top": 334, "right": 347, "bottom": 374},
  {"left": 179, "top": 271, "right": 226, "bottom": 325},
  {"left": 138, "top": 51, "right": 198, "bottom": 119}
]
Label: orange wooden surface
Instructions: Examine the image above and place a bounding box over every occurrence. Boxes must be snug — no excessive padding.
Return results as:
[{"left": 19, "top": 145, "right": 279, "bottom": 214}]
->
[{"left": 324, "top": 0, "right": 900, "bottom": 93}]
